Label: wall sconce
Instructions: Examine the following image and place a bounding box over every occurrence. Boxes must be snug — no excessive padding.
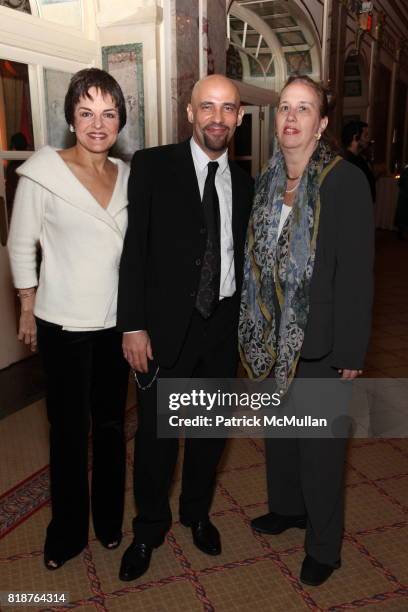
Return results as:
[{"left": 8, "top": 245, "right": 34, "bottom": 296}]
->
[
  {"left": 339, "top": 1, "right": 374, "bottom": 53},
  {"left": 355, "top": 1, "right": 373, "bottom": 54}
]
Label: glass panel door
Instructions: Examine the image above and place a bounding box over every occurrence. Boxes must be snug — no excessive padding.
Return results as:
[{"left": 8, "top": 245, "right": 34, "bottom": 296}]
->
[
  {"left": 0, "top": 58, "right": 34, "bottom": 369},
  {"left": 0, "top": 59, "right": 34, "bottom": 153},
  {"left": 229, "top": 104, "right": 272, "bottom": 177},
  {"left": 229, "top": 105, "right": 260, "bottom": 177}
]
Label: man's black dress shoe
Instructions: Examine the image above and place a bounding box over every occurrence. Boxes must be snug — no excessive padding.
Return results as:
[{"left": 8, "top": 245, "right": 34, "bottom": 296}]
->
[
  {"left": 251, "top": 512, "right": 307, "bottom": 535},
  {"left": 119, "top": 541, "right": 155, "bottom": 582},
  {"left": 181, "top": 519, "right": 221, "bottom": 555},
  {"left": 300, "top": 554, "right": 341, "bottom": 586}
]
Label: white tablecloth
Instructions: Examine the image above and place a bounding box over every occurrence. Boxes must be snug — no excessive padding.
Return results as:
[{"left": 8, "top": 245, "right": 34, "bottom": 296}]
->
[{"left": 375, "top": 176, "right": 399, "bottom": 230}]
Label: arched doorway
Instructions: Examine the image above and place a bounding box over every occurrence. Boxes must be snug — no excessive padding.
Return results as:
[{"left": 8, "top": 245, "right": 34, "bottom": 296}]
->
[
  {"left": 342, "top": 51, "right": 369, "bottom": 125},
  {"left": 226, "top": 0, "right": 322, "bottom": 176}
]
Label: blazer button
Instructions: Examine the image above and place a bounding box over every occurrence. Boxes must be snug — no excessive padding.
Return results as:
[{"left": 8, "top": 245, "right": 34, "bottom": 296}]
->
[{"left": 195, "top": 258, "right": 201, "bottom": 266}]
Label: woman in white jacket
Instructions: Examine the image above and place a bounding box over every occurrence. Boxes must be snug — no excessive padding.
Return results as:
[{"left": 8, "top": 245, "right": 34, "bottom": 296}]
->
[{"left": 8, "top": 68, "right": 130, "bottom": 570}]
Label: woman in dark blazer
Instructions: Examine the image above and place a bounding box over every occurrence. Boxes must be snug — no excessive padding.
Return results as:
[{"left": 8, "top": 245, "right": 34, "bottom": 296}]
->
[{"left": 239, "top": 75, "right": 374, "bottom": 587}]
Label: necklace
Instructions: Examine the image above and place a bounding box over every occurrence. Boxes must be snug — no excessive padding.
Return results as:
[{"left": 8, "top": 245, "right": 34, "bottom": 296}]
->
[
  {"left": 286, "top": 173, "right": 300, "bottom": 180},
  {"left": 285, "top": 180, "right": 300, "bottom": 194}
]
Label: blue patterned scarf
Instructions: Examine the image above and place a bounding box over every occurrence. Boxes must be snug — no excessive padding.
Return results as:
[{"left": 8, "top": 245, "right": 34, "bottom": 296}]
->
[{"left": 239, "top": 140, "right": 340, "bottom": 394}]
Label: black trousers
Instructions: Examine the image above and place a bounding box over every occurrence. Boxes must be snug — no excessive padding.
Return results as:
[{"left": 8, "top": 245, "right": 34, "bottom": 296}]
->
[
  {"left": 37, "top": 320, "right": 129, "bottom": 558},
  {"left": 132, "top": 298, "right": 239, "bottom": 545},
  {"left": 265, "top": 354, "right": 349, "bottom": 567}
]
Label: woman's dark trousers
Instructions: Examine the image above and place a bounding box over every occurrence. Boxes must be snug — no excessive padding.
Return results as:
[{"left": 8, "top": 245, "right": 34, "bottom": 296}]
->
[{"left": 37, "top": 321, "right": 129, "bottom": 559}]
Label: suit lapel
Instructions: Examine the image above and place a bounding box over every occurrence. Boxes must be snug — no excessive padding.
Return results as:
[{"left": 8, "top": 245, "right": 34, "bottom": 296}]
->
[
  {"left": 229, "top": 160, "right": 245, "bottom": 250},
  {"left": 229, "top": 160, "right": 252, "bottom": 289},
  {"left": 171, "top": 141, "right": 206, "bottom": 227},
  {"left": 169, "top": 143, "right": 249, "bottom": 260}
]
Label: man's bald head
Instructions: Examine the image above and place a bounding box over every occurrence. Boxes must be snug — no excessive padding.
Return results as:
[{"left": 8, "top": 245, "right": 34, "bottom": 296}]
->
[
  {"left": 187, "top": 74, "right": 244, "bottom": 159},
  {"left": 190, "top": 74, "right": 241, "bottom": 108}
]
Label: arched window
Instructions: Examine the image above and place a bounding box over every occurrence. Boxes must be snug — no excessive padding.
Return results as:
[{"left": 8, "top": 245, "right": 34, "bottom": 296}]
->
[
  {"left": 343, "top": 52, "right": 369, "bottom": 125},
  {"left": 33, "top": 0, "right": 83, "bottom": 30},
  {"left": 227, "top": 0, "right": 321, "bottom": 92},
  {"left": 0, "top": 0, "right": 83, "bottom": 29},
  {"left": 0, "top": 0, "right": 31, "bottom": 13}
]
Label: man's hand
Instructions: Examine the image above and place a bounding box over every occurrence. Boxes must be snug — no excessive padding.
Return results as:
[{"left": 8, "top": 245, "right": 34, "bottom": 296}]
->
[
  {"left": 338, "top": 369, "right": 363, "bottom": 380},
  {"left": 122, "top": 331, "right": 153, "bottom": 372}
]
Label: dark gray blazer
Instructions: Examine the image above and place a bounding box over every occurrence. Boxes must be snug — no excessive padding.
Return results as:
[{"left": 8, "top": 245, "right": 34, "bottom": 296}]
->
[{"left": 300, "top": 159, "right": 374, "bottom": 370}]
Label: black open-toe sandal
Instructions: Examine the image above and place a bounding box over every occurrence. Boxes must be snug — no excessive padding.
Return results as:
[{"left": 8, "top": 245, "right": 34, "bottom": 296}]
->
[
  {"left": 44, "top": 554, "right": 66, "bottom": 571},
  {"left": 44, "top": 545, "right": 85, "bottom": 570},
  {"left": 98, "top": 534, "right": 122, "bottom": 550}
]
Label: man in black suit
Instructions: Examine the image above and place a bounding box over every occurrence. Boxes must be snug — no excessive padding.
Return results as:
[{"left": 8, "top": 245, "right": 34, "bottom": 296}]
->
[
  {"left": 117, "top": 74, "right": 253, "bottom": 581},
  {"left": 341, "top": 120, "right": 376, "bottom": 202}
]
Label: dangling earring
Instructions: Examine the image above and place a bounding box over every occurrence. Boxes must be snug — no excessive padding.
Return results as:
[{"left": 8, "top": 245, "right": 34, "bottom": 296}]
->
[
  {"left": 315, "top": 132, "right": 321, "bottom": 141},
  {"left": 69, "top": 124, "right": 75, "bottom": 133}
]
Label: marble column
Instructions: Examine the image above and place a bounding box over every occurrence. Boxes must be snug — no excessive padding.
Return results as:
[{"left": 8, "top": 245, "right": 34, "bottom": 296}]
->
[
  {"left": 321, "top": 0, "right": 333, "bottom": 84},
  {"left": 385, "top": 48, "right": 400, "bottom": 174},
  {"left": 366, "top": 38, "right": 379, "bottom": 133},
  {"left": 403, "top": 94, "right": 408, "bottom": 166},
  {"left": 328, "top": 0, "right": 347, "bottom": 140},
  {"left": 205, "top": 0, "right": 227, "bottom": 75},
  {"left": 173, "top": 0, "right": 200, "bottom": 142},
  {"left": 172, "top": 0, "right": 227, "bottom": 141}
]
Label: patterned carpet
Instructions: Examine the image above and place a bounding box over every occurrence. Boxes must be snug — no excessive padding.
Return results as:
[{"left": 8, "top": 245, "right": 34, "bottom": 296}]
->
[{"left": 1, "top": 231, "right": 408, "bottom": 611}]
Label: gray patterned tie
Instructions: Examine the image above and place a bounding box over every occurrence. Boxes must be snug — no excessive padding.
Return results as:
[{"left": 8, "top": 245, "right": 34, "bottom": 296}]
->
[{"left": 195, "top": 161, "right": 221, "bottom": 318}]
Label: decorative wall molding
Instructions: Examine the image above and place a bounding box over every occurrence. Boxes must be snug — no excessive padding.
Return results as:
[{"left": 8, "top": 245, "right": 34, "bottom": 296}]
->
[
  {"left": 43, "top": 68, "right": 75, "bottom": 149},
  {"left": 102, "top": 43, "right": 145, "bottom": 159},
  {"left": 0, "top": 5, "right": 97, "bottom": 64},
  {"left": 96, "top": 5, "right": 162, "bottom": 28}
]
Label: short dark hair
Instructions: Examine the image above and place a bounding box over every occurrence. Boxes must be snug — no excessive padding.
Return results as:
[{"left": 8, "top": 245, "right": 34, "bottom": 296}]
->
[
  {"left": 280, "top": 75, "right": 329, "bottom": 118},
  {"left": 341, "top": 120, "right": 368, "bottom": 148},
  {"left": 64, "top": 68, "right": 126, "bottom": 131}
]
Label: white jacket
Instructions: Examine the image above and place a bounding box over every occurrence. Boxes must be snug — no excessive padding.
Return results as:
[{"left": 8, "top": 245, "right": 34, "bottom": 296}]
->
[{"left": 7, "top": 146, "right": 129, "bottom": 330}]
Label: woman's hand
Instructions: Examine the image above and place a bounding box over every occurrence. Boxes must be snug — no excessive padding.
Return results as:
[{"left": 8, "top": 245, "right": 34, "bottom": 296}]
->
[
  {"left": 18, "top": 311, "right": 37, "bottom": 351},
  {"left": 17, "top": 288, "right": 37, "bottom": 352},
  {"left": 338, "top": 369, "right": 362, "bottom": 379}
]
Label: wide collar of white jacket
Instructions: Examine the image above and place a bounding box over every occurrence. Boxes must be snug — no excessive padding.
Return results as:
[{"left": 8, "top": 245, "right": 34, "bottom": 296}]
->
[{"left": 17, "top": 145, "right": 129, "bottom": 236}]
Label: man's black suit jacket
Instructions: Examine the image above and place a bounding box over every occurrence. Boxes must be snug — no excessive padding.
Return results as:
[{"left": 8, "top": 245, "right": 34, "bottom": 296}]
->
[{"left": 117, "top": 140, "right": 254, "bottom": 368}]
